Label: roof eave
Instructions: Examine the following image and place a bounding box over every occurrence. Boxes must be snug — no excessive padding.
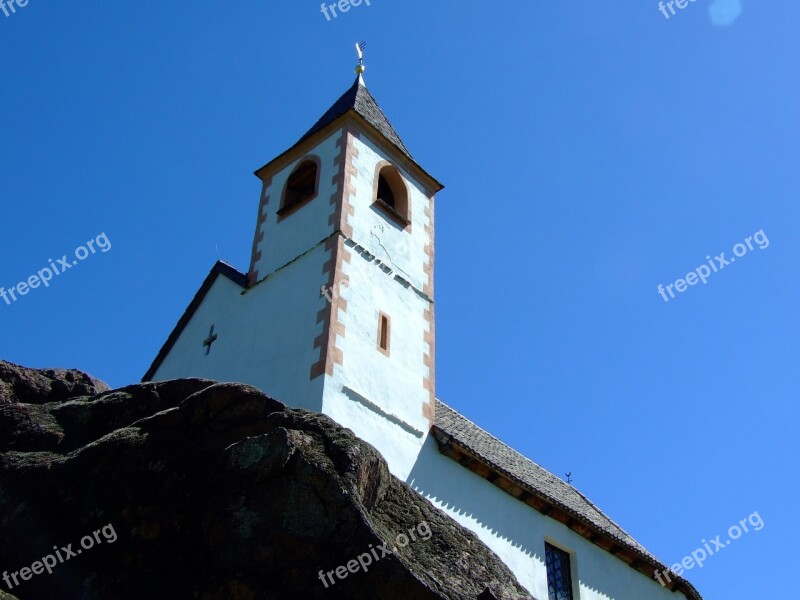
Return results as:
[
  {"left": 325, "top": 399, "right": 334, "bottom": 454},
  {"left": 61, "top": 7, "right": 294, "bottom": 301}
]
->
[{"left": 431, "top": 426, "right": 703, "bottom": 600}]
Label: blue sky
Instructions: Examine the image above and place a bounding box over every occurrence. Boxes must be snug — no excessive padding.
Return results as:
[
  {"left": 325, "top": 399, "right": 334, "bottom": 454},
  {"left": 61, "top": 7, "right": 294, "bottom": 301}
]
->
[{"left": 1, "top": 1, "right": 797, "bottom": 597}]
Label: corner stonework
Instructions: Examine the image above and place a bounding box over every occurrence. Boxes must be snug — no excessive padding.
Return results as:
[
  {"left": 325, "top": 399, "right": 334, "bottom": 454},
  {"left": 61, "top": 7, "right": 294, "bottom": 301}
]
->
[
  {"left": 422, "top": 195, "right": 436, "bottom": 425},
  {"left": 310, "top": 126, "right": 359, "bottom": 379},
  {"left": 247, "top": 175, "right": 273, "bottom": 286}
]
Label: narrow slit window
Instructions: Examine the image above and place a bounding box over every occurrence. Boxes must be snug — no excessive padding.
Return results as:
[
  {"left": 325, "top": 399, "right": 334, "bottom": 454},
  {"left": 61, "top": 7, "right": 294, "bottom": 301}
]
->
[{"left": 378, "top": 313, "right": 390, "bottom": 355}]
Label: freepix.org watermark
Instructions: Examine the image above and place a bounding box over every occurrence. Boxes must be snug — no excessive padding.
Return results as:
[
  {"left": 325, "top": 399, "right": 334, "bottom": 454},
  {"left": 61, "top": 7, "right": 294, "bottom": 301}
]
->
[
  {"left": 654, "top": 511, "right": 764, "bottom": 586},
  {"left": 318, "top": 521, "right": 432, "bottom": 589},
  {"left": 1, "top": 232, "right": 111, "bottom": 307},
  {"left": 2, "top": 523, "right": 117, "bottom": 592},
  {"left": 658, "top": 0, "right": 700, "bottom": 20},
  {"left": 320, "top": 0, "right": 371, "bottom": 21},
  {"left": 657, "top": 229, "right": 768, "bottom": 303},
  {"left": 0, "top": 0, "right": 31, "bottom": 18}
]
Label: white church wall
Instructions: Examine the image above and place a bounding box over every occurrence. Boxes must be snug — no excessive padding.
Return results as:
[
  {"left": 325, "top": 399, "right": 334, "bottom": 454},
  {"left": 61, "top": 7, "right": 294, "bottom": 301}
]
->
[
  {"left": 321, "top": 385, "right": 428, "bottom": 482},
  {"left": 150, "top": 275, "right": 243, "bottom": 384},
  {"left": 252, "top": 130, "right": 343, "bottom": 277},
  {"left": 317, "top": 132, "right": 436, "bottom": 480},
  {"left": 322, "top": 246, "right": 432, "bottom": 479},
  {"left": 347, "top": 135, "right": 433, "bottom": 295},
  {"left": 408, "top": 438, "right": 689, "bottom": 600},
  {"left": 151, "top": 244, "right": 329, "bottom": 412}
]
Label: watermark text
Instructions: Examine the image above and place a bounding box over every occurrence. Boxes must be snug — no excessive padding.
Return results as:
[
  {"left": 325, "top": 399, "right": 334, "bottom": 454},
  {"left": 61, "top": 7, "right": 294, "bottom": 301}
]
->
[
  {"left": 654, "top": 511, "right": 764, "bottom": 585},
  {"left": 657, "top": 229, "right": 768, "bottom": 303},
  {"left": 2, "top": 523, "right": 117, "bottom": 591},
  {"left": 318, "top": 521, "right": 431, "bottom": 588},
  {"left": 1, "top": 232, "right": 112, "bottom": 307}
]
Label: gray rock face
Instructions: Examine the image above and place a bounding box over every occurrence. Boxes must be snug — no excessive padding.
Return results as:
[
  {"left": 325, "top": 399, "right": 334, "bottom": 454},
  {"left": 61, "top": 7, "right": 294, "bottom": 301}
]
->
[{"left": 0, "top": 361, "right": 534, "bottom": 600}]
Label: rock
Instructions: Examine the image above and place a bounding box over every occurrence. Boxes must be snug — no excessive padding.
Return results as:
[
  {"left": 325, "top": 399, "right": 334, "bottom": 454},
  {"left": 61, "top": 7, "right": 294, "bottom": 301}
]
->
[
  {"left": 0, "top": 362, "right": 534, "bottom": 599},
  {"left": 0, "top": 360, "right": 112, "bottom": 453},
  {"left": 0, "top": 360, "right": 109, "bottom": 405}
]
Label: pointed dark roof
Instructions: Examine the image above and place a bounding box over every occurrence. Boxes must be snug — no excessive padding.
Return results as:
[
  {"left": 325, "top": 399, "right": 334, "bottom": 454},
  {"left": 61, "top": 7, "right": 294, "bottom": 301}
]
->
[{"left": 299, "top": 76, "right": 413, "bottom": 160}]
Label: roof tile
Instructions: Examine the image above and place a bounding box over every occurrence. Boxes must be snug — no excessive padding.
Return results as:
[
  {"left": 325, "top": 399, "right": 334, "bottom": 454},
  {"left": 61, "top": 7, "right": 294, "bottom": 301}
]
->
[{"left": 299, "top": 76, "right": 413, "bottom": 159}]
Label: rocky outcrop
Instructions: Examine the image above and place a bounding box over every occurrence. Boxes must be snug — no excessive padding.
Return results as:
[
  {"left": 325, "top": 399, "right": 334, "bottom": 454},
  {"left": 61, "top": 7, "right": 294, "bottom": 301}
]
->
[
  {"left": 0, "top": 361, "right": 109, "bottom": 453},
  {"left": 0, "top": 361, "right": 534, "bottom": 599}
]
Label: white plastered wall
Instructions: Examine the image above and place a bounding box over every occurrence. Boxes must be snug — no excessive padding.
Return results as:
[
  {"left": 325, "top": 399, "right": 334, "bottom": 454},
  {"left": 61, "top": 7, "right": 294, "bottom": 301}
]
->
[
  {"left": 322, "top": 249, "right": 431, "bottom": 479},
  {"left": 320, "top": 133, "right": 435, "bottom": 480},
  {"left": 346, "top": 135, "right": 433, "bottom": 291},
  {"left": 252, "top": 130, "right": 343, "bottom": 277},
  {"left": 151, "top": 129, "right": 347, "bottom": 410},
  {"left": 151, "top": 244, "right": 329, "bottom": 411}
]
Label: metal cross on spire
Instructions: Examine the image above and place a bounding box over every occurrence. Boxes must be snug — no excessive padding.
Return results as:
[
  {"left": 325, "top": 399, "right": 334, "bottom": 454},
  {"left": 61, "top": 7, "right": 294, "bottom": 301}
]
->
[{"left": 355, "top": 41, "right": 367, "bottom": 76}]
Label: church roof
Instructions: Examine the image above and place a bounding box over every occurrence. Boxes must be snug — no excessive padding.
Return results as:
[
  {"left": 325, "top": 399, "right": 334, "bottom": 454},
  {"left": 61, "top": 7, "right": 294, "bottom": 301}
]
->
[
  {"left": 299, "top": 75, "right": 413, "bottom": 160},
  {"left": 432, "top": 399, "right": 703, "bottom": 600}
]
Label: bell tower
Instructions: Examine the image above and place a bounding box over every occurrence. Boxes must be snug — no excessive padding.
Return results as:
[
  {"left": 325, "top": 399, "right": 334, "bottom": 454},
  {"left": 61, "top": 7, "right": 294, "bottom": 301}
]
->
[
  {"left": 247, "top": 64, "right": 443, "bottom": 477},
  {"left": 146, "top": 53, "right": 443, "bottom": 479}
]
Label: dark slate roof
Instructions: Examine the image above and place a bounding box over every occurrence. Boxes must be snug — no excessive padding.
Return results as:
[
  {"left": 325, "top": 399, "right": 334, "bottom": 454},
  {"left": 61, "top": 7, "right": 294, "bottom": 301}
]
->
[
  {"left": 142, "top": 261, "right": 247, "bottom": 382},
  {"left": 299, "top": 75, "right": 413, "bottom": 160},
  {"left": 433, "top": 399, "right": 703, "bottom": 600}
]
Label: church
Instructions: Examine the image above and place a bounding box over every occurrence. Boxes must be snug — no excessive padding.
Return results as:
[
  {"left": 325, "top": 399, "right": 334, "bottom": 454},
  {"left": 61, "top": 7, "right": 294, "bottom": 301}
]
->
[{"left": 143, "top": 58, "right": 702, "bottom": 600}]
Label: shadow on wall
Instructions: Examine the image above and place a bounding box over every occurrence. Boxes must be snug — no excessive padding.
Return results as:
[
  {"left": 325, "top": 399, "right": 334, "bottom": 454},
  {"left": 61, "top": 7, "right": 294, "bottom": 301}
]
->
[{"left": 407, "top": 438, "right": 542, "bottom": 577}]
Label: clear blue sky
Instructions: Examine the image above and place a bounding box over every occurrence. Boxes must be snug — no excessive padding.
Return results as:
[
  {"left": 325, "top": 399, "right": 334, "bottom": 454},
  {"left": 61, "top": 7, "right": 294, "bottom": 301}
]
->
[{"left": 1, "top": 1, "right": 796, "bottom": 597}]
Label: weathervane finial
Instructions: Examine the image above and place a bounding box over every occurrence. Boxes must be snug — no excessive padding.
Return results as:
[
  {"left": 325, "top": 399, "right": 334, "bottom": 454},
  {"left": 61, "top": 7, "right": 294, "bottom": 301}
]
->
[{"left": 355, "top": 41, "right": 367, "bottom": 76}]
